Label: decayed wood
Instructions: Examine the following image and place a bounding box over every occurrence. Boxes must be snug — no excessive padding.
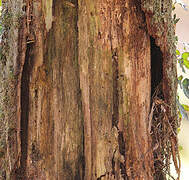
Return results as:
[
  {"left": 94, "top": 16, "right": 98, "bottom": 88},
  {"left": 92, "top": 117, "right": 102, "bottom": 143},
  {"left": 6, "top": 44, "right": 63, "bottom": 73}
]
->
[
  {"left": 0, "top": 0, "right": 26, "bottom": 179},
  {"left": 0, "top": 0, "right": 176, "bottom": 179},
  {"left": 116, "top": 1, "right": 154, "bottom": 179},
  {"left": 79, "top": 0, "right": 154, "bottom": 179},
  {"left": 141, "top": 0, "right": 177, "bottom": 118},
  {"left": 23, "top": 0, "right": 83, "bottom": 179},
  {"left": 142, "top": 1, "right": 178, "bottom": 179}
]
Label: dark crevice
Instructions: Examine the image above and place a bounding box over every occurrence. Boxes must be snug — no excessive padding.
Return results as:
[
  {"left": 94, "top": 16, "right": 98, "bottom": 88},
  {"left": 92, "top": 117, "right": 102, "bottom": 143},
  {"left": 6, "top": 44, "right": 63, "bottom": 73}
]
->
[
  {"left": 118, "top": 131, "right": 128, "bottom": 180},
  {"left": 150, "top": 36, "right": 163, "bottom": 99},
  {"left": 120, "top": 161, "right": 128, "bottom": 180},
  {"left": 118, "top": 131, "right": 125, "bottom": 156},
  {"left": 110, "top": 20, "right": 128, "bottom": 178},
  {"left": 111, "top": 149, "right": 116, "bottom": 176},
  {"left": 109, "top": 5, "right": 119, "bottom": 129},
  {"left": 109, "top": 6, "right": 129, "bottom": 180},
  {"left": 16, "top": 43, "right": 33, "bottom": 179},
  {"left": 76, "top": 2, "right": 85, "bottom": 178},
  {"left": 75, "top": 0, "right": 85, "bottom": 179},
  {"left": 111, "top": 49, "right": 128, "bottom": 179},
  {"left": 96, "top": 173, "right": 106, "bottom": 180},
  {"left": 150, "top": 37, "right": 165, "bottom": 179},
  {"left": 112, "top": 49, "right": 119, "bottom": 128}
]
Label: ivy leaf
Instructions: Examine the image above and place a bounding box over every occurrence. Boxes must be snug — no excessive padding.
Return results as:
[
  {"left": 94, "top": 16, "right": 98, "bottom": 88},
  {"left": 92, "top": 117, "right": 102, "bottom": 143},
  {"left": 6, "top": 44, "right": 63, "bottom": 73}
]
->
[
  {"left": 179, "top": 145, "right": 183, "bottom": 152},
  {"left": 178, "top": 111, "right": 182, "bottom": 120},
  {"left": 178, "top": 59, "right": 186, "bottom": 73},
  {"left": 182, "top": 52, "right": 189, "bottom": 60},
  {"left": 177, "top": 128, "right": 181, "bottom": 133},
  {"left": 181, "top": 104, "right": 189, "bottom": 111},
  {"left": 173, "top": 14, "right": 180, "bottom": 24},
  {"left": 178, "top": 75, "right": 183, "bottom": 89},
  {"left": 175, "top": 36, "right": 178, "bottom": 42},
  {"left": 182, "top": 78, "right": 189, "bottom": 99},
  {"left": 176, "top": 49, "right": 180, "bottom": 56},
  {"left": 183, "top": 58, "right": 189, "bottom": 69},
  {"left": 180, "top": 52, "right": 189, "bottom": 69},
  {"left": 176, "top": 98, "right": 189, "bottom": 120},
  {"left": 0, "top": 25, "right": 2, "bottom": 34},
  {"left": 178, "top": 75, "right": 183, "bottom": 81},
  {"left": 175, "top": 18, "right": 180, "bottom": 24},
  {"left": 182, "top": 78, "right": 189, "bottom": 87}
]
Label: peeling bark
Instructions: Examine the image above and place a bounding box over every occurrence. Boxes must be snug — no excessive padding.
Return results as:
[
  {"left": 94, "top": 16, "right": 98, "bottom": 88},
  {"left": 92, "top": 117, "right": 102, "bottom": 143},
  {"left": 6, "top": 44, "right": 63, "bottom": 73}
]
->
[
  {"left": 141, "top": 1, "right": 178, "bottom": 179},
  {"left": 79, "top": 0, "right": 153, "bottom": 179},
  {"left": 0, "top": 0, "right": 26, "bottom": 179},
  {"left": 1, "top": 0, "right": 83, "bottom": 179},
  {"left": 141, "top": 0, "right": 177, "bottom": 118},
  {"left": 24, "top": 0, "right": 83, "bottom": 179},
  {"left": 0, "top": 0, "right": 177, "bottom": 180}
]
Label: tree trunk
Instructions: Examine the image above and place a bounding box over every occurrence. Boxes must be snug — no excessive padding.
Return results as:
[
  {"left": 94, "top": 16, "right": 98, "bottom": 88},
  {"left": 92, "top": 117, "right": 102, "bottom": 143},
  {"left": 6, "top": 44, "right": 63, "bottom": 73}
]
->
[{"left": 0, "top": 0, "right": 178, "bottom": 180}]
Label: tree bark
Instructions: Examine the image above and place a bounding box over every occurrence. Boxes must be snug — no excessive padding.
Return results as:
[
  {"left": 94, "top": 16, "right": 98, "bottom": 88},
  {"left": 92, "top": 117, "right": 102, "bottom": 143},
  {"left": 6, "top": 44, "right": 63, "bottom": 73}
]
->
[
  {"left": 0, "top": 0, "right": 177, "bottom": 180},
  {"left": 79, "top": 0, "right": 153, "bottom": 179}
]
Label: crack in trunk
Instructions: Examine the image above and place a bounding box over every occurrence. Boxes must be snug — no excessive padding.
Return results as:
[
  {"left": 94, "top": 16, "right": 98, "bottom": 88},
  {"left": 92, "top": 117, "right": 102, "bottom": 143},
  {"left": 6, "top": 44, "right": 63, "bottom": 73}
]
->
[
  {"left": 150, "top": 36, "right": 163, "bottom": 98},
  {"left": 110, "top": 33, "right": 128, "bottom": 180},
  {"left": 17, "top": 43, "right": 33, "bottom": 179},
  {"left": 112, "top": 49, "right": 119, "bottom": 128},
  {"left": 109, "top": 7, "right": 128, "bottom": 178},
  {"left": 118, "top": 131, "right": 127, "bottom": 180}
]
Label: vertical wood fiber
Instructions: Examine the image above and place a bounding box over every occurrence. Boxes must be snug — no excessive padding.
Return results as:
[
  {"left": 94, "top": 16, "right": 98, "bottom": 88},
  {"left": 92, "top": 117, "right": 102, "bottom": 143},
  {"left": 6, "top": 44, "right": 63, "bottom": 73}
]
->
[
  {"left": 142, "top": 0, "right": 178, "bottom": 179},
  {"left": 0, "top": 0, "right": 176, "bottom": 179},
  {"left": 141, "top": 0, "right": 177, "bottom": 118},
  {"left": 78, "top": 0, "right": 154, "bottom": 179},
  {"left": 0, "top": 0, "right": 26, "bottom": 179},
  {"left": 24, "top": 0, "right": 83, "bottom": 179}
]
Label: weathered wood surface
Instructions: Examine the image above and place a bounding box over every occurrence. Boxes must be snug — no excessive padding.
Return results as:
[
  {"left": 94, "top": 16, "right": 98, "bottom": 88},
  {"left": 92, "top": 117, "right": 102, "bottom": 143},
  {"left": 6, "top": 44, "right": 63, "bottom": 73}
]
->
[{"left": 0, "top": 0, "right": 176, "bottom": 179}]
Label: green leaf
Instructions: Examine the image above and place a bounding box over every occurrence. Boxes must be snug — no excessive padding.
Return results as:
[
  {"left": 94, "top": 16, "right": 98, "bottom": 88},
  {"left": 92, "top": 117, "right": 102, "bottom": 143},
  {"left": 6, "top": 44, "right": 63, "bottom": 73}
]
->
[
  {"left": 181, "top": 104, "right": 189, "bottom": 111},
  {"left": 178, "top": 111, "right": 182, "bottom": 120},
  {"left": 174, "top": 18, "right": 180, "bottom": 24},
  {"left": 182, "top": 78, "right": 189, "bottom": 87},
  {"left": 178, "top": 75, "right": 183, "bottom": 81},
  {"left": 175, "top": 36, "right": 178, "bottom": 42},
  {"left": 178, "top": 59, "right": 186, "bottom": 72},
  {"left": 179, "top": 145, "right": 183, "bottom": 152},
  {"left": 183, "top": 58, "right": 189, "bottom": 69},
  {"left": 177, "top": 128, "right": 181, "bottom": 133},
  {"left": 172, "top": 4, "right": 176, "bottom": 11},
  {"left": 182, "top": 78, "right": 189, "bottom": 99},
  {"left": 182, "top": 52, "right": 189, "bottom": 60},
  {"left": 176, "top": 49, "right": 180, "bottom": 56}
]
